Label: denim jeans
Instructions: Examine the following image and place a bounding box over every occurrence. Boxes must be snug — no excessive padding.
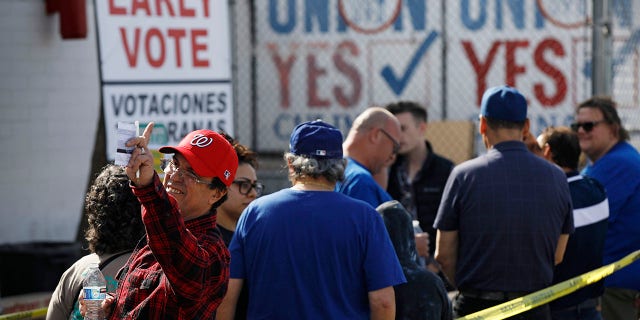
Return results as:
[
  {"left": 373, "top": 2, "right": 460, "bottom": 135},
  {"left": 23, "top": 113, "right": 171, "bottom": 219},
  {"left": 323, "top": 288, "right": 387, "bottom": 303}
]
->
[{"left": 601, "top": 287, "right": 640, "bottom": 320}]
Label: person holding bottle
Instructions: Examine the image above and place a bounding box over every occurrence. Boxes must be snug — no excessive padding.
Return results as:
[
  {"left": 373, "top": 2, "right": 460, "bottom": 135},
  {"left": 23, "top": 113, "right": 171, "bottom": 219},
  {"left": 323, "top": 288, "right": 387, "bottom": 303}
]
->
[
  {"left": 47, "top": 165, "right": 144, "bottom": 320},
  {"left": 81, "top": 123, "right": 238, "bottom": 319}
]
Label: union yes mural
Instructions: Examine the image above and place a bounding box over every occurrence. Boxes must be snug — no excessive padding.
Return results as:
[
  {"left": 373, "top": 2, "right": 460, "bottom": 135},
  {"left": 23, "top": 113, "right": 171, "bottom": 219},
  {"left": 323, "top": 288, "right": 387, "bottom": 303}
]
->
[{"left": 255, "top": 0, "right": 640, "bottom": 152}]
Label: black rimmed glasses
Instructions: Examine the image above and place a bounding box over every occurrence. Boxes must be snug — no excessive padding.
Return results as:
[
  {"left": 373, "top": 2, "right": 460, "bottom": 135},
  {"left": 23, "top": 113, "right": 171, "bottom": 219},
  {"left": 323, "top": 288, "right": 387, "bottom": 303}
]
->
[
  {"left": 379, "top": 128, "right": 400, "bottom": 154},
  {"left": 570, "top": 120, "right": 606, "bottom": 132},
  {"left": 162, "top": 159, "right": 211, "bottom": 185},
  {"left": 233, "top": 179, "right": 264, "bottom": 197}
]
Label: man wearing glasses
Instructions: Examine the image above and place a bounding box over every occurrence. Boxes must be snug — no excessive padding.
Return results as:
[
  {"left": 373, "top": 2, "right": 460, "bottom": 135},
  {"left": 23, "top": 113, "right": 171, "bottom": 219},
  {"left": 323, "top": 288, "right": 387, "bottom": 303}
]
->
[
  {"left": 573, "top": 97, "right": 640, "bottom": 319},
  {"left": 216, "top": 134, "right": 263, "bottom": 247},
  {"left": 86, "top": 124, "right": 238, "bottom": 319},
  {"left": 336, "top": 107, "right": 402, "bottom": 208},
  {"left": 385, "top": 101, "right": 455, "bottom": 283}
]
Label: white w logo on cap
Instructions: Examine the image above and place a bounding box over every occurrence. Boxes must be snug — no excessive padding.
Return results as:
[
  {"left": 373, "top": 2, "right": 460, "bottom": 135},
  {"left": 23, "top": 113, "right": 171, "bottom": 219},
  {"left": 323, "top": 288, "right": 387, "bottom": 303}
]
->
[{"left": 190, "top": 134, "right": 213, "bottom": 148}]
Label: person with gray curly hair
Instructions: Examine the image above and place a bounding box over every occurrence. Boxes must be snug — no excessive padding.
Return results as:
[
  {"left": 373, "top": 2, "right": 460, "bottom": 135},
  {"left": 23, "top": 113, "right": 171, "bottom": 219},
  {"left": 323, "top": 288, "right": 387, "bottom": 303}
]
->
[
  {"left": 47, "top": 165, "right": 145, "bottom": 320},
  {"left": 218, "top": 120, "right": 406, "bottom": 320},
  {"left": 284, "top": 149, "right": 346, "bottom": 185}
]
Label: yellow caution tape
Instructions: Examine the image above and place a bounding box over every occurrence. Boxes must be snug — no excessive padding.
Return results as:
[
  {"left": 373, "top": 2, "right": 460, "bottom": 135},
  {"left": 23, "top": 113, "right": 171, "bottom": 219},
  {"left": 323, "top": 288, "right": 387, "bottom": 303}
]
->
[
  {"left": 457, "top": 249, "right": 640, "bottom": 320},
  {"left": 0, "top": 251, "right": 637, "bottom": 320},
  {"left": 0, "top": 307, "right": 47, "bottom": 320}
]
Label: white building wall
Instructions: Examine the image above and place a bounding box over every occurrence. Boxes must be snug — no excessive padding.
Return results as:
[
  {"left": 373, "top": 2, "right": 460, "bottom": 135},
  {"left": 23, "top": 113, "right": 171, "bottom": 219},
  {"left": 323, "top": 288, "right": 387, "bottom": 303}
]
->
[{"left": 0, "top": 0, "right": 99, "bottom": 243}]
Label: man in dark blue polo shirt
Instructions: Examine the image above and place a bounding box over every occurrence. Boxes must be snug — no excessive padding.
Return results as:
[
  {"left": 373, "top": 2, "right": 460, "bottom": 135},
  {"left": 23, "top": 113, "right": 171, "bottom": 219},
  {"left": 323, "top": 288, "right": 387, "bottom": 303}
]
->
[
  {"left": 537, "top": 126, "right": 608, "bottom": 320},
  {"left": 434, "top": 85, "right": 574, "bottom": 319}
]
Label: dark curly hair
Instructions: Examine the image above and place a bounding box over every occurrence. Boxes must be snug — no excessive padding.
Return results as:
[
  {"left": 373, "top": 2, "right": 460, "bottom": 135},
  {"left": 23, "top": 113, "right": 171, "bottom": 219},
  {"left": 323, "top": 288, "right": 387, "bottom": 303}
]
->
[
  {"left": 84, "top": 165, "right": 145, "bottom": 255},
  {"left": 218, "top": 131, "right": 259, "bottom": 168}
]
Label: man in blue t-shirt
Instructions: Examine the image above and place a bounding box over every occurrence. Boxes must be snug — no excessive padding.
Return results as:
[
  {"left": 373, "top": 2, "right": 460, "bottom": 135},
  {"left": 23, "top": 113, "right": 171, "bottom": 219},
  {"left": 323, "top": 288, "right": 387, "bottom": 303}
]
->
[
  {"left": 336, "top": 107, "right": 401, "bottom": 208},
  {"left": 538, "top": 126, "right": 609, "bottom": 319},
  {"left": 573, "top": 96, "right": 640, "bottom": 319},
  {"left": 218, "top": 120, "right": 406, "bottom": 320}
]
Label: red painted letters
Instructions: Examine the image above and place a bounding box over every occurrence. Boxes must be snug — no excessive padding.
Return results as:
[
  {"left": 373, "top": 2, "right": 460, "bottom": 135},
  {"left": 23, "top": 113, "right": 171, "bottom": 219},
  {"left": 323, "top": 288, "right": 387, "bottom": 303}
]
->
[
  {"left": 462, "top": 38, "right": 568, "bottom": 108},
  {"left": 120, "top": 27, "right": 209, "bottom": 68}
]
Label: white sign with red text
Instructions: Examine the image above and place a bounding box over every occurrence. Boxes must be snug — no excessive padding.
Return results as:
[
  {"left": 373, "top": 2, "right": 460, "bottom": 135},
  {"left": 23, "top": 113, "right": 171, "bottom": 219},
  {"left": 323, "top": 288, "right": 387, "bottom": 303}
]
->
[{"left": 95, "top": 0, "right": 233, "bottom": 159}]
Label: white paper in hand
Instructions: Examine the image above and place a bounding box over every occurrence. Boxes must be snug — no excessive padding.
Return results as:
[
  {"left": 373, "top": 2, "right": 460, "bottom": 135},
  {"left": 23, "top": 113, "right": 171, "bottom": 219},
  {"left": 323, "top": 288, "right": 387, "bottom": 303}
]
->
[{"left": 115, "top": 121, "right": 138, "bottom": 166}]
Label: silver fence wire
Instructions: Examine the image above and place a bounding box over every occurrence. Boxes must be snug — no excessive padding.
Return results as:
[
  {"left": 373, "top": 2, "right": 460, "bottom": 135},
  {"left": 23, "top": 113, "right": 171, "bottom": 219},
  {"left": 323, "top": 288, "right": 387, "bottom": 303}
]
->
[{"left": 230, "top": 0, "right": 640, "bottom": 189}]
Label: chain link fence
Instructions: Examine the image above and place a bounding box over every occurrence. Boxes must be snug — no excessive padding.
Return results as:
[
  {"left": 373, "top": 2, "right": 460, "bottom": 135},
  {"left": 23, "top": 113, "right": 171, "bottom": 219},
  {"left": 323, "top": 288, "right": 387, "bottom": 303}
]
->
[
  {"left": 230, "top": 0, "right": 640, "bottom": 192},
  {"left": 609, "top": 0, "right": 640, "bottom": 149}
]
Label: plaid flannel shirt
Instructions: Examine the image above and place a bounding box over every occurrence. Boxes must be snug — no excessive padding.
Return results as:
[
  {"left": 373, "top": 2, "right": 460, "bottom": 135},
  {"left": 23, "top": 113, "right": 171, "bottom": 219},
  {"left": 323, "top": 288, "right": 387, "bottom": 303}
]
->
[{"left": 109, "top": 174, "right": 230, "bottom": 319}]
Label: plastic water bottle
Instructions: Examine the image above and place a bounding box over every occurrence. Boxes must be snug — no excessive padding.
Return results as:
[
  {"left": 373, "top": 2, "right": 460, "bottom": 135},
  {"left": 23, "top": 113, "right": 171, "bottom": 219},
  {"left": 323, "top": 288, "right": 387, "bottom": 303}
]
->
[
  {"left": 412, "top": 220, "right": 427, "bottom": 267},
  {"left": 82, "top": 263, "right": 106, "bottom": 320}
]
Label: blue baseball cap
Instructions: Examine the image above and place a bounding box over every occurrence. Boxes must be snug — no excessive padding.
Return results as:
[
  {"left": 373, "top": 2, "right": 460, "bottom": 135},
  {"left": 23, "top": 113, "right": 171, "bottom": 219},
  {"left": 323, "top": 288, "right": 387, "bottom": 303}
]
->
[
  {"left": 289, "top": 120, "right": 343, "bottom": 159},
  {"left": 480, "top": 85, "right": 527, "bottom": 122}
]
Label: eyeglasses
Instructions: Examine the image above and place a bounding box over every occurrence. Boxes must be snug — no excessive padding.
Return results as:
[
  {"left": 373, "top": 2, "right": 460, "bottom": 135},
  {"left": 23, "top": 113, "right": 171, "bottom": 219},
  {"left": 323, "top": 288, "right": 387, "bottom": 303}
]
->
[
  {"left": 232, "top": 179, "right": 264, "bottom": 196},
  {"left": 570, "top": 120, "right": 606, "bottom": 132},
  {"left": 163, "top": 160, "right": 211, "bottom": 185},
  {"left": 379, "top": 128, "right": 400, "bottom": 154}
]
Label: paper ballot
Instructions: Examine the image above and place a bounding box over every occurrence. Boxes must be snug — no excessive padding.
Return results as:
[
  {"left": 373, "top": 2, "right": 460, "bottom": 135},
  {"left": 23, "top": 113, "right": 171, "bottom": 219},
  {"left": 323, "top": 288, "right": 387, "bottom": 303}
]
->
[{"left": 115, "top": 121, "right": 138, "bottom": 166}]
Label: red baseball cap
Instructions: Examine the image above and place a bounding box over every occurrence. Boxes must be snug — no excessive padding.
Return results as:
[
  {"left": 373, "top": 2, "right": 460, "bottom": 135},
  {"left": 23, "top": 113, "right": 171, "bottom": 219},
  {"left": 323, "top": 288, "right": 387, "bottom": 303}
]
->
[{"left": 159, "top": 130, "right": 238, "bottom": 186}]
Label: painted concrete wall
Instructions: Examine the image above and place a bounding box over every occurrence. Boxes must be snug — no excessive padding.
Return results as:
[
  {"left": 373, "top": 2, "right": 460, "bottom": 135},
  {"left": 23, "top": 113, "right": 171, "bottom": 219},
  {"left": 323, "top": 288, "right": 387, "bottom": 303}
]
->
[
  {"left": 0, "top": 0, "right": 260, "bottom": 245},
  {"left": 0, "top": 0, "right": 100, "bottom": 243}
]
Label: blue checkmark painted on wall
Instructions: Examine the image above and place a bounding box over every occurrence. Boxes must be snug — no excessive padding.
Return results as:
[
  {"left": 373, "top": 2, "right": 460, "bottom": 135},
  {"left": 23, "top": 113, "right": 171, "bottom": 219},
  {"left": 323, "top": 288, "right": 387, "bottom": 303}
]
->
[{"left": 381, "top": 31, "right": 439, "bottom": 96}]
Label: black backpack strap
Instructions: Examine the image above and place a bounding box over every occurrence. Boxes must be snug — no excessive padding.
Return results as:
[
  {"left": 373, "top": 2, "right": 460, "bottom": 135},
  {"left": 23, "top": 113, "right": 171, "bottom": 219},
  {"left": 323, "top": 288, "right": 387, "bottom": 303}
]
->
[
  {"left": 99, "top": 250, "right": 132, "bottom": 270},
  {"left": 71, "top": 250, "right": 133, "bottom": 310}
]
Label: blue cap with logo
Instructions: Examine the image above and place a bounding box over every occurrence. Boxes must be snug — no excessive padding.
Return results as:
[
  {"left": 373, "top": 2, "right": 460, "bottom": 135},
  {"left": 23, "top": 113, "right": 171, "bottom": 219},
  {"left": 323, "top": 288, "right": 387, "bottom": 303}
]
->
[
  {"left": 289, "top": 120, "right": 343, "bottom": 159},
  {"left": 480, "top": 85, "right": 527, "bottom": 122}
]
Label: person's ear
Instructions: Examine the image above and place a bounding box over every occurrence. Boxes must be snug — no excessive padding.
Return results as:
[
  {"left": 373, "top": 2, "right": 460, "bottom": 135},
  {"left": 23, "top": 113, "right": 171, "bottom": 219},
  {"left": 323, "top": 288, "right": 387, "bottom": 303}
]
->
[
  {"left": 287, "top": 159, "right": 295, "bottom": 176},
  {"left": 542, "top": 144, "right": 553, "bottom": 160},
  {"left": 522, "top": 119, "right": 531, "bottom": 138},
  {"left": 610, "top": 123, "right": 620, "bottom": 139},
  {"left": 479, "top": 117, "right": 487, "bottom": 135},
  {"left": 370, "top": 127, "right": 382, "bottom": 145},
  {"left": 418, "top": 121, "right": 427, "bottom": 135},
  {"left": 209, "top": 188, "right": 227, "bottom": 205}
]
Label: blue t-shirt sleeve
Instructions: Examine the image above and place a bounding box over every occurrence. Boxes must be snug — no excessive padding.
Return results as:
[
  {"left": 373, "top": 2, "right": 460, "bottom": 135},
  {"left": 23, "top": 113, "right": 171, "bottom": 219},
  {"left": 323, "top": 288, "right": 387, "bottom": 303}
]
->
[
  {"left": 583, "top": 150, "right": 640, "bottom": 222},
  {"left": 229, "top": 209, "right": 248, "bottom": 279},
  {"left": 363, "top": 209, "right": 406, "bottom": 291},
  {"left": 339, "top": 175, "right": 392, "bottom": 208}
]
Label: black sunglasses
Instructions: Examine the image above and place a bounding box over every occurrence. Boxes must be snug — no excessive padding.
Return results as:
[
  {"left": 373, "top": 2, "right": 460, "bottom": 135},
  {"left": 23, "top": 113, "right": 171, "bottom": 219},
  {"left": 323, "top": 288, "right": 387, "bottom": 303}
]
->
[
  {"left": 570, "top": 120, "right": 605, "bottom": 132},
  {"left": 232, "top": 179, "right": 264, "bottom": 196}
]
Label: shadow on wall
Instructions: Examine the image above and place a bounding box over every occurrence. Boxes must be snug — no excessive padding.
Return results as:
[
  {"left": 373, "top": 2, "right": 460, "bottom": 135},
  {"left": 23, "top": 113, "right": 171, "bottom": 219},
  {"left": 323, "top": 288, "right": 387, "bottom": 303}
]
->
[{"left": 0, "top": 242, "right": 82, "bottom": 298}]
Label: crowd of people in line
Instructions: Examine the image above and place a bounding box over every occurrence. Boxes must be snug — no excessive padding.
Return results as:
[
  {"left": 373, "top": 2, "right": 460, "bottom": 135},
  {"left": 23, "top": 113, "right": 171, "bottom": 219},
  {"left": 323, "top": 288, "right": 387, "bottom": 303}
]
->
[{"left": 45, "top": 85, "right": 640, "bottom": 320}]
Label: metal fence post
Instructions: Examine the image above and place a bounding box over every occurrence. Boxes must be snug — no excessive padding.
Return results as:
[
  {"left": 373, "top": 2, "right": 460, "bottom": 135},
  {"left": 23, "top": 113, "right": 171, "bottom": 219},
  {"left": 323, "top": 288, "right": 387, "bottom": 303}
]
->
[{"left": 592, "top": 0, "right": 613, "bottom": 96}]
